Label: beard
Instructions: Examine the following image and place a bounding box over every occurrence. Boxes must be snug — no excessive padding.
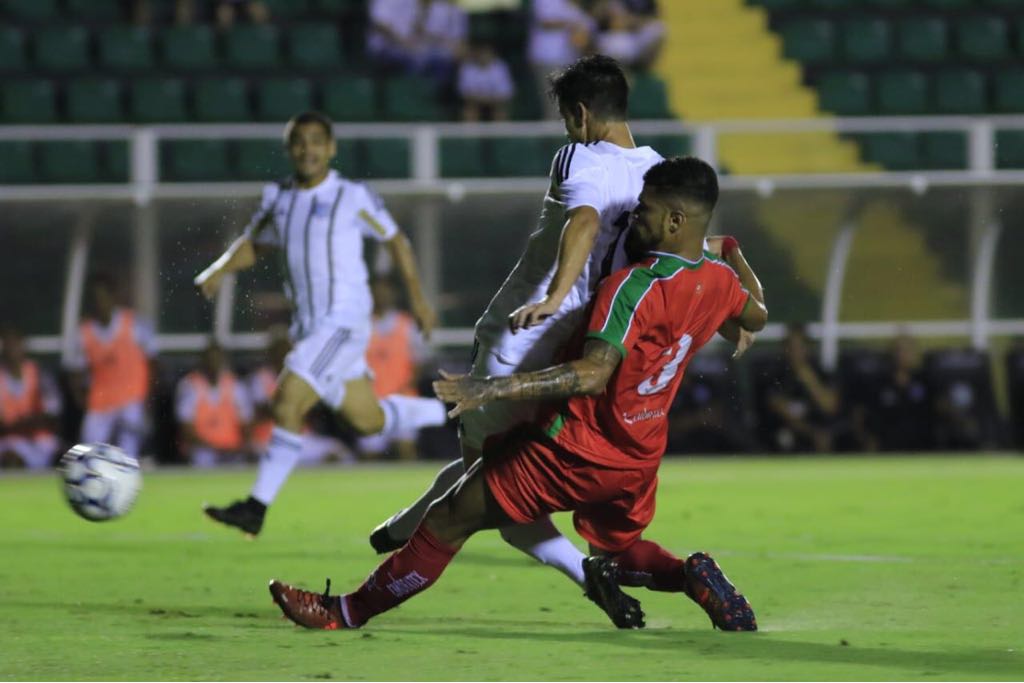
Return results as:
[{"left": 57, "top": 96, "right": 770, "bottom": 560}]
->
[{"left": 624, "top": 225, "right": 651, "bottom": 263}]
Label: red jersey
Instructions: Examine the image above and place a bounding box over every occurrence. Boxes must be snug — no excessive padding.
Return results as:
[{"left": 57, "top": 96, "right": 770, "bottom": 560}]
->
[{"left": 543, "top": 250, "right": 750, "bottom": 471}]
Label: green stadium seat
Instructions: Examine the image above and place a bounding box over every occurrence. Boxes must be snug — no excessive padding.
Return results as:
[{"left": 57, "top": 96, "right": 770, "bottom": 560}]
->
[
  {"left": 807, "top": 0, "right": 856, "bottom": 8},
  {"left": 224, "top": 25, "right": 280, "bottom": 70},
  {"left": 313, "top": 0, "right": 365, "bottom": 13},
  {"left": 921, "top": 0, "right": 974, "bottom": 7},
  {"left": 993, "top": 69, "right": 1024, "bottom": 113},
  {"left": 331, "top": 138, "right": 361, "bottom": 178},
  {"left": 130, "top": 78, "right": 187, "bottom": 123},
  {"left": 921, "top": 132, "right": 967, "bottom": 170},
  {"left": 286, "top": 24, "right": 343, "bottom": 69},
  {"left": 382, "top": 77, "right": 443, "bottom": 122},
  {"left": 322, "top": 76, "right": 376, "bottom": 121},
  {"left": 361, "top": 138, "right": 411, "bottom": 178},
  {"left": 261, "top": 0, "right": 309, "bottom": 17},
  {"left": 996, "top": 131, "right": 1024, "bottom": 168},
  {"left": 488, "top": 137, "right": 549, "bottom": 177},
  {"left": 193, "top": 78, "right": 250, "bottom": 122},
  {"left": 0, "top": 27, "right": 25, "bottom": 72},
  {"left": 440, "top": 138, "right": 485, "bottom": 178},
  {"left": 1, "top": 0, "right": 58, "bottom": 21},
  {"left": 841, "top": 18, "right": 892, "bottom": 65},
  {"left": 37, "top": 141, "right": 100, "bottom": 183},
  {"left": 956, "top": 16, "right": 1010, "bottom": 62},
  {"left": 630, "top": 74, "right": 672, "bottom": 119},
  {"left": 649, "top": 135, "right": 691, "bottom": 158},
  {"left": 102, "top": 141, "right": 129, "bottom": 182},
  {"left": 98, "top": 26, "right": 153, "bottom": 72},
  {"left": 163, "top": 140, "right": 230, "bottom": 181},
  {"left": 933, "top": 69, "right": 987, "bottom": 115},
  {"left": 749, "top": 0, "right": 804, "bottom": 9},
  {"left": 779, "top": 19, "right": 835, "bottom": 65},
  {"left": 65, "top": 0, "right": 122, "bottom": 20},
  {"left": 235, "top": 139, "right": 291, "bottom": 180},
  {"left": 896, "top": 17, "right": 948, "bottom": 63},
  {"left": 1, "top": 79, "right": 56, "bottom": 123},
  {"left": 33, "top": 26, "right": 90, "bottom": 72},
  {"left": 865, "top": 0, "right": 916, "bottom": 7},
  {"left": 256, "top": 78, "right": 314, "bottom": 122},
  {"left": 161, "top": 26, "right": 217, "bottom": 71},
  {"left": 66, "top": 79, "right": 123, "bottom": 123},
  {"left": 876, "top": 70, "right": 928, "bottom": 115},
  {"left": 817, "top": 71, "right": 871, "bottom": 115},
  {"left": 0, "top": 141, "right": 33, "bottom": 183},
  {"left": 858, "top": 133, "right": 920, "bottom": 171},
  {"left": 984, "top": 0, "right": 1024, "bottom": 8}
]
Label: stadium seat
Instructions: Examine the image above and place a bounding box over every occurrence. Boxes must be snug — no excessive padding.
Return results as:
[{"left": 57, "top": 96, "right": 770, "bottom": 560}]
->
[
  {"left": 102, "top": 141, "right": 129, "bottom": 182},
  {"left": 488, "top": 137, "right": 550, "bottom": 177},
  {"left": 920, "top": 132, "right": 967, "bottom": 170},
  {"left": 1, "top": 0, "right": 58, "bottom": 21},
  {"left": 66, "top": 79, "right": 123, "bottom": 123},
  {"left": 896, "top": 17, "right": 948, "bottom": 63},
  {"left": 261, "top": 0, "right": 309, "bottom": 18},
  {"left": 65, "top": 0, "right": 122, "bottom": 20},
  {"left": 921, "top": 0, "right": 974, "bottom": 7},
  {"left": 807, "top": 0, "right": 857, "bottom": 8},
  {"left": 956, "top": 15, "right": 1010, "bottom": 62},
  {"left": 0, "top": 79, "right": 56, "bottom": 123},
  {"left": 235, "top": 139, "right": 291, "bottom": 181},
  {"left": 630, "top": 74, "right": 672, "bottom": 119},
  {"left": 256, "top": 78, "right": 314, "bottom": 122},
  {"left": 36, "top": 141, "right": 100, "bottom": 183},
  {"left": 286, "top": 24, "right": 343, "bottom": 69},
  {"left": 993, "top": 69, "right": 1024, "bottom": 113},
  {"left": 995, "top": 131, "right": 1024, "bottom": 168},
  {"left": 779, "top": 19, "right": 835, "bottom": 65},
  {"left": 130, "top": 78, "right": 187, "bottom": 123},
  {"left": 440, "top": 138, "right": 485, "bottom": 178},
  {"left": 192, "top": 78, "right": 251, "bottom": 122},
  {"left": 321, "top": 76, "right": 376, "bottom": 121},
  {"left": 748, "top": 0, "right": 803, "bottom": 10},
  {"left": 841, "top": 18, "right": 892, "bottom": 65},
  {"left": 865, "top": 0, "right": 915, "bottom": 7},
  {"left": 858, "top": 133, "right": 920, "bottom": 170},
  {"left": 98, "top": 26, "right": 153, "bottom": 72},
  {"left": 161, "top": 26, "right": 217, "bottom": 71},
  {"left": 382, "top": 77, "right": 444, "bottom": 122},
  {"left": 332, "top": 138, "right": 362, "bottom": 177},
  {"left": 0, "top": 141, "right": 33, "bottom": 183},
  {"left": 361, "top": 138, "right": 411, "bottom": 178},
  {"left": 647, "top": 135, "right": 692, "bottom": 158},
  {"left": 0, "top": 26, "right": 25, "bottom": 73},
  {"left": 224, "top": 25, "right": 280, "bottom": 70},
  {"left": 32, "top": 26, "right": 90, "bottom": 72},
  {"left": 162, "top": 140, "right": 230, "bottom": 181},
  {"left": 933, "top": 69, "right": 988, "bottom": 115},
  {"left": 816, "top": 71, "right": 871, "bottom": 115},
  {"left": 875, "top": 70, "right": 928, "bottom": 115}
]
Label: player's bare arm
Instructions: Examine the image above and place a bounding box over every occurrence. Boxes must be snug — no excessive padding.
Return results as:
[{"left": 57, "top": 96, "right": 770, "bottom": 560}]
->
[
  {"left": 194, "top": 234, "right": 263, "bottom": 301},
  {"left": 508, "top": 205, "right": 601, "bottom": 333},
  {"left": 385, "top": 232, "right": 437, "bottom": 340},
  {"left": 715, "top": 237, "right": 763, "bottom": 356},
  {"left": 728, "top": 247, "right": 768, "bottom": 332},
  {"left": 434, "top": 338, "right": 621, "bottom": 418}
]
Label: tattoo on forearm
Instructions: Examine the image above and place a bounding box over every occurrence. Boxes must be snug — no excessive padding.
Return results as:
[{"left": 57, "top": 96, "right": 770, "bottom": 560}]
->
[{"left": 487, "top": 338, "right": 622, "bottom": 402}]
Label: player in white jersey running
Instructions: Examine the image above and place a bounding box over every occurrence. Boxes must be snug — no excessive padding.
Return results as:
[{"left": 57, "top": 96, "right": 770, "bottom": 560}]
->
[{"left": 195, "top": 111, "right": 448, "bottom": 537}]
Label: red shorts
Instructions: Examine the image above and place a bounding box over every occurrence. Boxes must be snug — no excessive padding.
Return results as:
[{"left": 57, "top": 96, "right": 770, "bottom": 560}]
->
[{"left": 482, "top": 429, "right": 658, "bottom": 553}]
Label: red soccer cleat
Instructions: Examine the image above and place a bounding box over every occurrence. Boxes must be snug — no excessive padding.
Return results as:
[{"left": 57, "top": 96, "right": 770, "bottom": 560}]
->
[{"left": 269, "top": 578, "right": 349, "bottom": 630}]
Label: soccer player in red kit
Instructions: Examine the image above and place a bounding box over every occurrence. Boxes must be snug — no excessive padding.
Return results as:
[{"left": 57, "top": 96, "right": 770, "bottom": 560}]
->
[{"left": 267, "top": 156, "right": 767, "bottom": 632}]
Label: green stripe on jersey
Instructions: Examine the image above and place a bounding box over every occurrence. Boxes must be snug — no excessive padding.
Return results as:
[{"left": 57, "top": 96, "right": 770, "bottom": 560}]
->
[
  {"left": 596, "top": 257, "right": 687, "bottom": 348},
  {"left": 545, "top": 413, "right": 566, "bottom": 439}
]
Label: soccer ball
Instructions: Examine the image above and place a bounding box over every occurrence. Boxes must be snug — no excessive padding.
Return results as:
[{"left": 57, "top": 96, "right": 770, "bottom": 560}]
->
[{"left": 59, "top": 443, "right": 142, "bottom": 522}]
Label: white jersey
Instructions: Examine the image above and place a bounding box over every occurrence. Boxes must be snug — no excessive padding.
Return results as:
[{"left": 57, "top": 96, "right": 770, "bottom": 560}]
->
[
  {"left": 474, "top": 141, "right": 663, "bottom": 368},
  {"left": 245, "top": 170, "right": 399, "bottom": 338}
]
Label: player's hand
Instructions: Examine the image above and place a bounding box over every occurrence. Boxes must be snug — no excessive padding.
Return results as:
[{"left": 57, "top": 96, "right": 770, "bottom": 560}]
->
[
  {"left": 411, "top": 299, "right": 437, "bottom": 341},
  {"left": 508, "top": 296, "right": 560, "bottom": 334},
  {"left": 733, "top": 329, "right": 756, "bottom": 359},
  {"left": 706, "top": 236, "right": 725, "bottom": 257},
  {"left": 193, "top": 267, "right": 224, "bottom": 301},
  {"left": 433, "top": 369, "right": 493, "bottom": 418}
]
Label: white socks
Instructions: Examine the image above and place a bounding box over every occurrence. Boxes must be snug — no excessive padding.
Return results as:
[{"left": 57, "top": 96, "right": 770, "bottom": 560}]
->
[
  {"left": 250, "top": 426, "right": 303, "bottom": 505},
  {"left": 500, "top": 516, "right": 586, "bottom": 587},
  {"left": 378, "top": 395, "right": 448, "bottom": 441},
  {"left": 384, "top": 458, "right": 466, "bottom": 540}
]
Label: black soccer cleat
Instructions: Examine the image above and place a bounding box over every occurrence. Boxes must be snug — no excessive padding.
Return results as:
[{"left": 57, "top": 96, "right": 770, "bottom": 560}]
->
[
  {"left": 683, "top": 551, "right": 757, "bottom": 631},
  {"left": 203, "top": 497, "right": 265, "bottom": 538},
  {"left": 583, "top": 556, "right": 646, "bottom": 629},
  {"left": 368, "top": 520, "right": 405, "bottom": 554}
]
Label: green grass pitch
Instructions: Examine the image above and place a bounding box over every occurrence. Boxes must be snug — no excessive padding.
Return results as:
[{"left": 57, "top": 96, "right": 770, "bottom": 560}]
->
[{"left": 1, "top": 455, "right": 1021, "bottom": 681}]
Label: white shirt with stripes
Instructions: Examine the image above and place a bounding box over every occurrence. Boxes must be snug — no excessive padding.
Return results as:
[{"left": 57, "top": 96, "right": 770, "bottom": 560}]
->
[{"left": 245, "top": 170, "right": 399, "bottom": 338}]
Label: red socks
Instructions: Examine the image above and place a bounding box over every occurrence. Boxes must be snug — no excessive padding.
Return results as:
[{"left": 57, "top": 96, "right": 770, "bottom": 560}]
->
[
  {"left": 614, "top": 540, "right": 688, "bottom": 593},
  {"left": 342, "top": 526, "right": 458, "bottom": 627}
]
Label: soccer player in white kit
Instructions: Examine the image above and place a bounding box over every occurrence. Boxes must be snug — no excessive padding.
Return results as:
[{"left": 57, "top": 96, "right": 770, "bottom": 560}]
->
[{"left": 195, "top": 111, "right": 447, "bottom": 537}]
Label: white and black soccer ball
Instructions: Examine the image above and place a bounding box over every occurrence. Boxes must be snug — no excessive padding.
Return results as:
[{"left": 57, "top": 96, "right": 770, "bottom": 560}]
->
[{"left": 59, "top": 443, "right": 142, "bottom": 522}]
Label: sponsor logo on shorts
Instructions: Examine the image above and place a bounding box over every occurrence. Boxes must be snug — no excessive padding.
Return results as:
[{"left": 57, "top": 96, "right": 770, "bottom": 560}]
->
[
  {"left": 622, "top": 408, "right": 666, "bottom": 425},
  {"left": 386, "top": 571, "right": 429, "bottom": 597}
]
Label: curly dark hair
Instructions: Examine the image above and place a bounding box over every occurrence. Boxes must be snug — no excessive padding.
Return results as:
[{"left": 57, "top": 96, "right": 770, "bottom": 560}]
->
[
  {"left": 642, "top": 156, "right": 719, "bottom": 210},
  {"left": 547, "top": 54, "right": 629, "bottom": 121}
]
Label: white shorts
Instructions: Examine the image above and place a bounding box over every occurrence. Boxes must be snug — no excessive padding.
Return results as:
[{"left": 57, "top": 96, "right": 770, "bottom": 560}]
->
[
  {"left": 0, "top": 434, "right": 60, "bottom": 470},
  {"left": 81, "top": 401, "right": 147, "bottom": 454},
  {"left": 286, "top": 322, "right": 370, "bottom": 408}
]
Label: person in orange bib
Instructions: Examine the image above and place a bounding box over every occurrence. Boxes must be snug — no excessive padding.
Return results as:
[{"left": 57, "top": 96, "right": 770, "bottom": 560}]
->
[
  {"left": 176, "top": 340, "right": 253, "bottom": 468},
  {"left": 0, "top": 328, "right": 62, "bottom": 470},
  {"left": 65, "top": 273, "right": 158, "bottom": 457}
]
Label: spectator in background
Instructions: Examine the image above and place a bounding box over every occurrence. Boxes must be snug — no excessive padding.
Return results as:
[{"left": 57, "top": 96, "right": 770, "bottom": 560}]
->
[
  {"left": 368, "top": 0, "right": 466, "bottom": 85},
  {"left": 765, "top": 324, "right": 841, "bottom": 453},
  {"left": 65, "top": 273, "right": 158, "bottom": 458},
  {"left": 856, "top": 333, "right": 933, "bottom": 451},
  {"left": 667, "top": 358, "right": 748, "bottom": 454},
  {"left": 528, "top": 0, "right": 595, "bottom": 118},
  {"left": 175, "top": 340, "right": 253, "bottom": 467},
  {"left": 0, "top": 328, "right": 62, "bottom": 470},
  {"left": 590, "top": 0, "right": 665, "bottom": 69},
  {"left": 458, "top": 41, "right": 515, "bottom": 122},
  {"left": 420, "top": 0, "right": 469, "bottom": 80},
  {"left": 358, "top": 276, "right": 433, "bottom": 460},
  {"left": 214, "top": 0, "right": 270, "bottom": 28}
]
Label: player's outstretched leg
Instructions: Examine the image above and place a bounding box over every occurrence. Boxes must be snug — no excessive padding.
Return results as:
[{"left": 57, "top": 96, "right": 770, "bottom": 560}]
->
[
  {"left": 682, "top": 551, "right": 757, "bottom": 632},
  {"left": 500, "top": 516, "right": 587, "bottom": 586},
  {"left": 582, "top": 556, "right": 646, "bottom": 629},
  {"left": 369, "top": 457, "right": 465, "bottom": 553}
]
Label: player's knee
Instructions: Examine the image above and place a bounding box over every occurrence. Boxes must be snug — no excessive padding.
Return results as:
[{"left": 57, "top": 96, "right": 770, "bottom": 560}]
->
[
  {"left": 270, "top": 399, "right": 305, "bottom": 432},
  {"left": 422, "top": 498, "right": 463, "bottom": 544}
]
